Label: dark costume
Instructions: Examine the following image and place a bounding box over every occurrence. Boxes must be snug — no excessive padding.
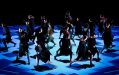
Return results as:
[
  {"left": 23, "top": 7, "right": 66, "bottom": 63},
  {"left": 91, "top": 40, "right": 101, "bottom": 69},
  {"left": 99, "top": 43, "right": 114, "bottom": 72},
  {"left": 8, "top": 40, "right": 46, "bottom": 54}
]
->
[
  {"left": 57, "top": 38, "right": 72, "bottom": 56},
  {"left": 40, "top": 16, "right": 46, "bottom": 26},
  {"left": 98, "top": 15, "right": 106, "bottom": 36},
  {"left": 34, "top": 27, "right": 45, "bottom": 45},
  {"left": 70, "top": 35, "right": 93, "bottom": 66},
  {"left": 26, "top": 15, "right": 35, "bottom": 42},
  {"left": 83, "top": 23, "right": 89, "bottom": 36},
  {"left": 55, "top": 26, "right": 72, "bottom": 61},
  {"left": 101, "top": 23, "right": 113, "bottom": 52},
  {"left": 88, "top": 18, "right": 95, "bottom": 36},
  {"left": 64, "top": 10, "right": 73, "bottom": 24},
  {"left": 75, "top": 38, "right": 90, "bottom": 60},
  {"left": 40, "top": 18, "right": 49, "bottom": 35},
  {"left": 35, "top": 41, "right": 51, "bottom": 64},
  {"left": 98, "top": 20, "right": 104, "bottom": 35},
  {"left": 87, "top": 37, "right": 97, "bottom": 55},
  {"left": 40, "top": 19, "right": 49, "bottom": 44},
  {"left": 2, "top": 24, "right": 16, "bottom": 49},
  {"left": 16, "top": 29, "right": 30, "bottom": 64},
  {"left": 19, "top": 31, "right": 29, "bottom": 56},
  {"left": 75, "top": 18, "right": 82, "bottom": 36},
  {"left": 87, "top": 34, "right": 99, "bottom": 59}
]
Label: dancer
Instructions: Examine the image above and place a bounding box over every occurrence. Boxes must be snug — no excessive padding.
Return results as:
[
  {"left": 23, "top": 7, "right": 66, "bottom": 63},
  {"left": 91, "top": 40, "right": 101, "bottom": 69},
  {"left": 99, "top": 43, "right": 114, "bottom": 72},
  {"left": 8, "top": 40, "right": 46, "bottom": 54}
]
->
[
  {"left": 34, "top": 40, "right": 51, "bottom": 67},
  {"left": 74, "top": 17, "right": 82, "bottom": 38},
  {"left": 98, "top": 14, "right": 106, "bottom": 37},
  {"left": 25, "top": 15, "right": 35, "bottom": 43},
  {"left": 101, "top": 20, "right": 113, "bottom": 53},
  {"left": 46, "top": 22, "right": 56, "bottom": 47},
  {"left": 87, "top": 33, "right": 100, "bottom": 61},
  {"left": 15, "top": 28, "right": 30, "bottom": 64},
  {"left": 64, "top": 10, "right": 73, "bottom": 24},
  {"left": 70, "top": 34, "right": 94, "bottom": 66},
  {"left": 2, "top": 23, "right": 16, "bottom": 49},
  {"left": 40, "top": 17, "right": 49, "bottom": 45},
  {"left": 88, "top": 18, "right": 95, "bottom": 36},
  {"left": 55, "top": 26, "right": 72, "bottom": 63},
  {"left": 66, "top": 20, "right": 76, "bottom": 45}
]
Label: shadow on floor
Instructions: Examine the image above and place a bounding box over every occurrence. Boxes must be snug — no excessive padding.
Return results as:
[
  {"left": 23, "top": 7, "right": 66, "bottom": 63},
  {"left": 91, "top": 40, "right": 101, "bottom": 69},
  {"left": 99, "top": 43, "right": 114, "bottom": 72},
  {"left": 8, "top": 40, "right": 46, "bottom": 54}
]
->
[
  {"left": 32, "top": 64, "right": 56, "bottom": 72},
  {"left": 12, "top": 59, "right": 27, "bottom": 65},
  {"left": 55, "top": 58, "right": 70, "bottom": 63},
  {"left": 68, "top": 63, "right": 95, "bottom": 70},
  {"left": 12, "top": 50, "right": 19, "bottom": 54}
]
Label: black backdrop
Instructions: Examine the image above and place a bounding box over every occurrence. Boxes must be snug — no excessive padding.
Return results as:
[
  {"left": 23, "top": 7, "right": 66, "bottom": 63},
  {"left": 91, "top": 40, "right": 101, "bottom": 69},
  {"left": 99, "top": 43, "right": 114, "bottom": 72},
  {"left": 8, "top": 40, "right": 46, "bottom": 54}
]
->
[{"left": 0, "top": 1, "right": 119, "bottom": 25}]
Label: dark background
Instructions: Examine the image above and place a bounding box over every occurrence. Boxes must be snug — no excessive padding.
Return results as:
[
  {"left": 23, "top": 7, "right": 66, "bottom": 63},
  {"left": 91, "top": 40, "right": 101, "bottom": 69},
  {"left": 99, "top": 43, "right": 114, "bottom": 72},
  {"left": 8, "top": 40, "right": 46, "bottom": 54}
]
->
[{"left": 0, "top": 1, "right": 119, "bottom": 25}]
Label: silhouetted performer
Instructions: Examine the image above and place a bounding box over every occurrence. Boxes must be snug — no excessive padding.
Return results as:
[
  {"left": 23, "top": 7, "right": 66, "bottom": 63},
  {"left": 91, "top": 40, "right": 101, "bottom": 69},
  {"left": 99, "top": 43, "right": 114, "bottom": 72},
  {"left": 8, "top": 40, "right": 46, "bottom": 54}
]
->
[
  {"left": 46, "top": 22, "right": 56, "bottom": 47},
  {"left": 40, "top": 17, "right": 49, "bottom": 44},
  {"left": 26, "top": 15, "right": 35, "bottom": 43},
  {"left": 70, "top": 34, "right": 93, "bottom": 66},
  {"left": 66, "top": 20, "right": 76, "bottom": 45},
  {"left": 34, "top": 27, "right": 46, "bottom": 46},
  {"left": 35, "top": 40, "right": 51, "bottom": 67},
  {"left": 87, "top": 33, "right": 100, "bottom": 60},
  {"left": 101, "top": 20, "right": 113, "bottom": 53},
  {"left": 2, "top": 23, "right": 16, "bottom": 49},
  {"left": 16, "top": 28, "right": 30, "bottom": 64},
  {"left": 88, "top": 18, "right": 95, "bottom": 36},
  {"left": 98, "top": 14, "right": 106, "bottom": 37},
  {"left": 64, "top": 10, "right": 73, "bottom": 24},
  {"left": 83, "top": 22, "right": 89, "bottom": 36},
  {"left": 55, "top": 26, "right": 72, "bottom": 63},
  {"left": 40, "top": 16, "right": 46, "bottom": 26},
  {"left": 74, "top": 17, "right": 82, "bottom": 38}
]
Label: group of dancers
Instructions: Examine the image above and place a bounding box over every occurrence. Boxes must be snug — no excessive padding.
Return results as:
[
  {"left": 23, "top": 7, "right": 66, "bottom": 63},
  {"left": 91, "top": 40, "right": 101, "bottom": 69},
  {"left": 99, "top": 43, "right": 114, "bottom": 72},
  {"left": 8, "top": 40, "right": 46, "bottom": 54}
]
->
[{"left": 1, "top": 10, "right": 114, "bottom": 67}]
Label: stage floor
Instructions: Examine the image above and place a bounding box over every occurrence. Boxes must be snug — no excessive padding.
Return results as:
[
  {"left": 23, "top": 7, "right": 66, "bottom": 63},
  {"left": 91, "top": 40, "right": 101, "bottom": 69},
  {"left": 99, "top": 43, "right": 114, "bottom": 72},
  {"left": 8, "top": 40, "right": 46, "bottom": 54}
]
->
[{"left": 0, "top": 25, "right": 119, "bottom": 75}]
